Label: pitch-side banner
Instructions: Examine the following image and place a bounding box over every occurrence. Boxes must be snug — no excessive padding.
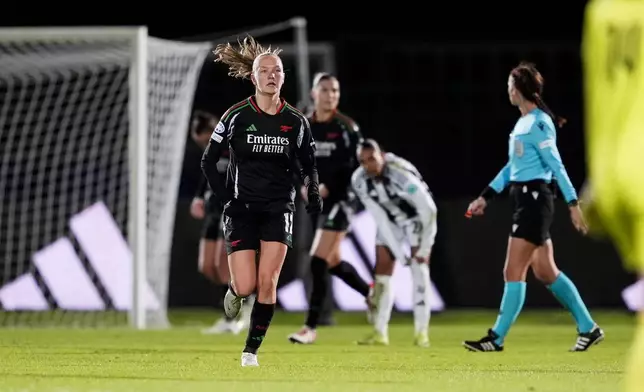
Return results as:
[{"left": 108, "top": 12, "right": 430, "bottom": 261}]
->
[{"left": 0, "top": 202, "right": 444, "bottom": 313}]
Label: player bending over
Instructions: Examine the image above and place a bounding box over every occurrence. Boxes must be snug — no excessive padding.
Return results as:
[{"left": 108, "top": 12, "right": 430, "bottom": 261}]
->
[
  {"left": 189, "top": 110, "right": 254, "bottom": 335},
  {"left": 463, "top": 62, "right": 603, "bottom": 352},
  {"left": 288, "top": 73, "right": 373, "bottom": 345},
  {"left": 201, "top": 35, "right": 322, "bottom": 367},
  {"left": 351, "top": 139, "right": 437, "bottom": 347}
]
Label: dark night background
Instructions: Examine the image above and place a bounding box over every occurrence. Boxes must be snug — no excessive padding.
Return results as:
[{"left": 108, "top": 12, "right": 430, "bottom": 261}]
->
[{"left": 2, "top": 2, "right": 634, "bottom": 311}]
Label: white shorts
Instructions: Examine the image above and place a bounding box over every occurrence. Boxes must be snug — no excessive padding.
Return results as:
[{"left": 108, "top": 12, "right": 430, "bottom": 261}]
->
[{"left": 375, "top": 218, "right": 422, "bottom": 249}]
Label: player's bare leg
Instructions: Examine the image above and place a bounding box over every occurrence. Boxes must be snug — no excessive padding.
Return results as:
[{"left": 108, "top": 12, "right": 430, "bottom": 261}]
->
[
  {"left": 290, "top": 229, "right": 371, "bottom": 344},
  {"left": 200, "top": 239, "right": 234, "bottom": 334},
  {"left": 203, "top": 239, "right": 252, "bottom": 335},
  {"left": 198, "top": 239, "right": 218, "bottom": 283},
  {"left": 358, "top": 245, "right": 395, "bottom": 346},
  {"left": 240, "top": 241, "right": 287, "bottom": 367},
  {"left": 225, "top": 250, "right": 257, "bottom": 320}
]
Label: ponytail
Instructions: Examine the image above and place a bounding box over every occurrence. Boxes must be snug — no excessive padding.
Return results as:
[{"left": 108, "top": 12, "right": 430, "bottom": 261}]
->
[{"left": 533, "top": 93, "right": 567, "bottom": 128}]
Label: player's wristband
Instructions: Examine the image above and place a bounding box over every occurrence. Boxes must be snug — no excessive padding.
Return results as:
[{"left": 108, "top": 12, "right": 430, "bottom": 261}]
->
[
  {"left": 480, "top": 186, "right": 497, "bottom": 202},
  {"left": 568, "top": 199, "right": 579, "bottom": 207}
]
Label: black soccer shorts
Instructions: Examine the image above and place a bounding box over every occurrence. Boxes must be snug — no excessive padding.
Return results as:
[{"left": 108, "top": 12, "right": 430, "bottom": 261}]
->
[
  {"left": 509, "top": 180, "right": 555, "bottom": 246},
  {"left": 222, "top": 201, "right": 294, "bottom": 255},
  {"left": 201, "top": 212, "right": 224, "bottom": 241},
  {"left": 316, "top": 201, "right": 352, "bottom": 232}
]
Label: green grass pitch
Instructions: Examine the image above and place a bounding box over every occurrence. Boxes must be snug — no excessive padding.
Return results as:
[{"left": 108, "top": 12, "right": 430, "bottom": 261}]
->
[{"left": 0, "top": 309, "right": 635, "bottom": 391}]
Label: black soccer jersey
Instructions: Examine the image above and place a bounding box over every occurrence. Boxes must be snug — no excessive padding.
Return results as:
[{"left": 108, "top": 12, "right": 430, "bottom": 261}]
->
[
  {"left": 201, "top": 96, "right": 318, "bottom": 210},
  {"left": 309, "top": 110, "right": 363, "bottom": 203}
]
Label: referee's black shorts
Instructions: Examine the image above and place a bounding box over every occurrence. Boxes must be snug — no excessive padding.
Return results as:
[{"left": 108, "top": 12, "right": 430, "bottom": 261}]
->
[
  {"left": 509, "top": 180, "right": 555, "bottom": 246},
  {"left": 222, "top": 200, "right": 294, "bottom": 255}
]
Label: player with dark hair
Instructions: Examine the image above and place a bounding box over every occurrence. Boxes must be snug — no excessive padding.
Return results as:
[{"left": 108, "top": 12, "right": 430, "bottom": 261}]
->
[
  {"left": 201, "top": 35, "right": 322, "bottom": 367},
  {"left": 351, "top": 139, "right": 437, "bottom": 347},
  {"left": 189, "top": 110, "right": 254, "bottom": 335},
  {"left": 288, "top": 73, "right": 373, "bottom": 345},
  {"left": 463, "top": 62, "right": 604, "bottom": 352}
]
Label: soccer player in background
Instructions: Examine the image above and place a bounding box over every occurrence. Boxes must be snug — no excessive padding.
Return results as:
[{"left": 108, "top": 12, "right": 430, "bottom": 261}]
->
[
  {"left": 463, "top": 62, "right": 604, "bottom": 352},
  {"left": 581, "top": 1, "right": 644, "bottom": 389},
  {"left": 351, "top": 139, "right": 437, "bottom": 347},
  {"left": 189, "top": 110, "right": 254, "bottom": 335},
  {"left": 288, "top": 73, "right": 373, "bottom": 345},
  {"left": 201, "top": 35, "right": 322, "bottom": 366}
]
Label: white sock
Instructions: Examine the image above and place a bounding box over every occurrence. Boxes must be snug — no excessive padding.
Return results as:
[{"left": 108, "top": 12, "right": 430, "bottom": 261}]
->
[
  {"left": 374, "top": 274, "right": 394, "bottom": 336},
  {"left": 410, "top": 262, "right": 431, "bottom": 334}
]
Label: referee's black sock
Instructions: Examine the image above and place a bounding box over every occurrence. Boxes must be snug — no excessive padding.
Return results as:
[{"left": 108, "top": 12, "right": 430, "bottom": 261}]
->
[
  {"left": 305, "top": 256, "right": 329, "bottom": 329},
  {"left": 243, "top": 301, "right": 275, "bottom": 355},
  {"left": 329, "top": 261, "right": 370, "bottom": 297}
]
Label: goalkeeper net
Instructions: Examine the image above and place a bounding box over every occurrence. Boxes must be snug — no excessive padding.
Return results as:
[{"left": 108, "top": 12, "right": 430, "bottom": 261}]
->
[{"left": 0, "top": 28, "right": 211, "bottom": 328}]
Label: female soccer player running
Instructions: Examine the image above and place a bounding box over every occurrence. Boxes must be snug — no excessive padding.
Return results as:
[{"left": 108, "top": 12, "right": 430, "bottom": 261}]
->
[
  {"left": 351, "top": 139, "right": 437, "bottom": 347},
  {"left": 201, "top": 35, "right": 322, "bottom": 367},
  {"left": 288, "top": 73, "right": 373, "bottom": 345},
  {"left": 189, "top": 110, "right": 254, "bottom": 335},
  {"left": 462, "top": 62, "right": 604, "bottom": 352}
]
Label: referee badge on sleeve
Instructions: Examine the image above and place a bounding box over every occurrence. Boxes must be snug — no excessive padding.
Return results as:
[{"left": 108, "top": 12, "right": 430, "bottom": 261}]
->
[{"left": 514, "top": 139, "right": 524, "bottom": 157}]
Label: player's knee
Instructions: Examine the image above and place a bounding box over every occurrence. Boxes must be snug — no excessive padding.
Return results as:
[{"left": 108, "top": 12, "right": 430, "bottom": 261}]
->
[
  {"left": 503, "top": 262, "right": 526, "bottom": 282},
  {"left": 325, "top": 252, "right": 341, "bottom": 268},
  {"left": 375, "top": 260, "right": 394, "bottom": 276},
  {"left": 532, "top": 264, "right": 558, "bottom": 285},
  {"left": 231, "top": 276, "right": 256, "bottom": 298},
  {"left": 198, "top": 259, "right": 217, "bottom": 282},
  {"left": 312, "top": 241, "right": 333, "bottom": 261}
]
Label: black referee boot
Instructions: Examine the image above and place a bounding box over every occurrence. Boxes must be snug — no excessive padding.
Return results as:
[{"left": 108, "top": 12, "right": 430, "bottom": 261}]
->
[
  {"left": 570, "top": 325, "right": 604, "bottom": 352},
  {"left": 463, "top": 329, "right": 504, "bottom": 352}
]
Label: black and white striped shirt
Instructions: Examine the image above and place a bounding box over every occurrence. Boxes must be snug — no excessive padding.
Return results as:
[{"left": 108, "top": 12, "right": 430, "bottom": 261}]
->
[{"left": 351, "top": 153, "right": 437, "bottom": 259}]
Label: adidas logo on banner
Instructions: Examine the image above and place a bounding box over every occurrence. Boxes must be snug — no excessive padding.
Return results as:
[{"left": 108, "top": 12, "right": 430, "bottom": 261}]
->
[
  {"left": 0, "top": 201, "right": 161, "bottom": 311},
  {"left": 246, "top": 124, "right": 258, "bottom": 132}
]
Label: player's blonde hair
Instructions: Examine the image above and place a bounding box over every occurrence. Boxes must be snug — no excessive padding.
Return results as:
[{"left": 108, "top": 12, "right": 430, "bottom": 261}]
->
[{"left": 212, "top": 35, "right": 283, "bottom": 80}]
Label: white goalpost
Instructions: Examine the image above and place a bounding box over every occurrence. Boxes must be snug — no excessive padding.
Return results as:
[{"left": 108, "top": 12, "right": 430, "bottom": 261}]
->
[
  {"left": 0, "top": 20, "right": 321, "bottom": 330},
  {"left": 0, "top": 26, "right": 211, "bottom": 329}
]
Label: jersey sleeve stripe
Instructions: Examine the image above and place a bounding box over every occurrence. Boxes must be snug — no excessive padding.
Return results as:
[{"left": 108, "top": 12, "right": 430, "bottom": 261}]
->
[
  {"left": 334, "top": 111, "right": 359, "bottom": 131},
  {"left": 222, "top": 102, "right": 250, "bottom": 122},
  {"left": 285, "top": 103, "right": 305, "bottom": 117}
]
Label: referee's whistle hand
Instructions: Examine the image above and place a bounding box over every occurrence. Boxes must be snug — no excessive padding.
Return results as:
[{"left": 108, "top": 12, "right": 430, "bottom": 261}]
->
[{"left": 467, "top": 197, "right": 487, "bottom": 217}]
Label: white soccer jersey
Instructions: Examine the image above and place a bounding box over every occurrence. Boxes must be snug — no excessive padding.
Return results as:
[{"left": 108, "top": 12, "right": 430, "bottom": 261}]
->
[{"left": 351, "top": 153, "right": 437, "bottom": 262}]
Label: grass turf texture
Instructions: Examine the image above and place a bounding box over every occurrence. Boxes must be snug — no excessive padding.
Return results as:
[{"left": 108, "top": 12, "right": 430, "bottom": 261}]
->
[{"left": 0, "top": 310, "right": 634, "bottom": 392}]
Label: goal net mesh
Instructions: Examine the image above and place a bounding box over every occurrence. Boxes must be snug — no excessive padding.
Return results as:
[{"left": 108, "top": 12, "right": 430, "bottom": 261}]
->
[{"left": 0, "top": 32, "right": 211, "bottom": 327}]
